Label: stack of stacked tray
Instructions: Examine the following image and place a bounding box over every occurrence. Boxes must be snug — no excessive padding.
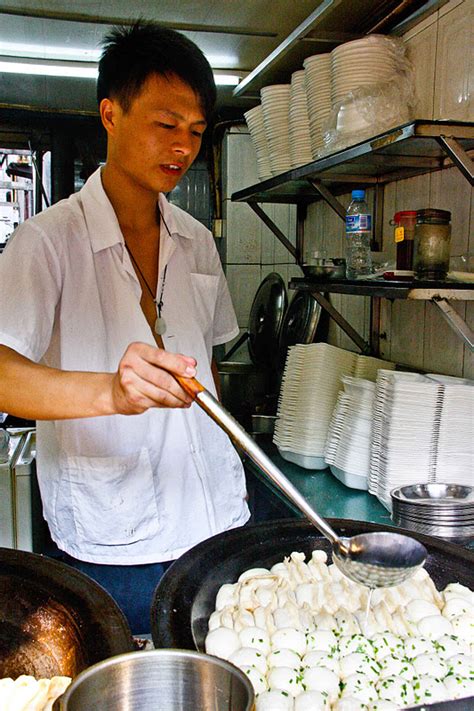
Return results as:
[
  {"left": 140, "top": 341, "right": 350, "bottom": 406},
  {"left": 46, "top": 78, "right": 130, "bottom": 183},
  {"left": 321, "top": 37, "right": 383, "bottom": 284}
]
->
[{"left": 391, "top": 483, "right": 474, "bottom": 544}]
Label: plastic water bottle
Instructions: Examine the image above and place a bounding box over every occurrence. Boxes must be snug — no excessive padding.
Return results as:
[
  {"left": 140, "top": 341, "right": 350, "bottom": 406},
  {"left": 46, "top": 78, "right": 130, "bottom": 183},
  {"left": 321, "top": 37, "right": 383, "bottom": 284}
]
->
[{"left": 345, "top": 189, "right": 372, "bottom": 279}]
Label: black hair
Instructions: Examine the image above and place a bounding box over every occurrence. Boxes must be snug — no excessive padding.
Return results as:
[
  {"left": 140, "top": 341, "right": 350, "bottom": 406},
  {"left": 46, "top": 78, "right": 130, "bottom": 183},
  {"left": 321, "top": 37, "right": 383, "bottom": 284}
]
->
[{"left": 97, "top": 20, "right": 216, "bottom": 120}]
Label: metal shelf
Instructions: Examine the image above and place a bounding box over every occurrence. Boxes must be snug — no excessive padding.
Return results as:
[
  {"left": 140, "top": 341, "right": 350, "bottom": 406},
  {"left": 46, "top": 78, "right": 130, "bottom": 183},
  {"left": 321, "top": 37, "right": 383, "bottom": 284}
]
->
[
  {"left": 231, "top": 120, "right": 474, "bottom": 205},
  {"left": 289, "top": 277, "right": 474, "bottom": 300}
]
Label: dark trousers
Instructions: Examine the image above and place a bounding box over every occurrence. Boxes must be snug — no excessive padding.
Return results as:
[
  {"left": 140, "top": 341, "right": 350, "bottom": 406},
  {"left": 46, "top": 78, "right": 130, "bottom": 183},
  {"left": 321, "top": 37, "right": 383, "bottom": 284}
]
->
[{"left": 60, "top": 553, "right": 172, "bottom": 636}]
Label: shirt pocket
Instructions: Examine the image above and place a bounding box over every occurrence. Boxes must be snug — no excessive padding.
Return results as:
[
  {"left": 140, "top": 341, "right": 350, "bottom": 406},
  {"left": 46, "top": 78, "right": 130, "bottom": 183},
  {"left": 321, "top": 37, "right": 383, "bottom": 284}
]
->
[
  {"left": 189, "top": 273, "right": 219, "bottom": 342},
  {"left": 58, "top": 447, "right": 159, "bottom": 546}
]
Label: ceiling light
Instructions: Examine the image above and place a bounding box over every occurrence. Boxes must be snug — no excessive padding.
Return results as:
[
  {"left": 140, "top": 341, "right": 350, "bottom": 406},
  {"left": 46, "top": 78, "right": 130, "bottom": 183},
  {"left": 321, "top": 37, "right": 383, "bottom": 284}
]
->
[{"left": 0, "top": 41, "right": 101, "bottom": 62}]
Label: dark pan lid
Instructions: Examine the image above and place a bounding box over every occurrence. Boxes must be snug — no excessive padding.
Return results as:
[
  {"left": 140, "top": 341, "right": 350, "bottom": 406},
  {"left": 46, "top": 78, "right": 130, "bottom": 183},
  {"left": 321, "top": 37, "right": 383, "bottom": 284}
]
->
[
  {"left": 248, "top": 272, "right": 287, "bottom": 367},
  {"left": 277, "top": 291, "right": 322, "bottom": 367}
]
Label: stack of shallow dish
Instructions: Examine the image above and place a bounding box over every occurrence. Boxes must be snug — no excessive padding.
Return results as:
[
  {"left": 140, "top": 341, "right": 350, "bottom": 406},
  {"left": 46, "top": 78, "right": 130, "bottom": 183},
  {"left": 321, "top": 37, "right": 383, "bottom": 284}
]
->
[
  {"left": 288, "top": 70, "right": 313, "bottom": 168},
  {"left": 243, "top": 104, "right": 272, "bottom": 181},
  {"left": 324, "top": 376, "right": 375, "bottom": 490},
  {"left": 303, "top": 53, "right": 332, "bottom": 157},
  {"left": 330, "top": 34, "right": 399, "bottom": 107},
  {"left": 260, "top": 84, "right": 292, "bottom": 175},
  {"left": 391, "top": 483, "right": 474, "bottom": 544}
]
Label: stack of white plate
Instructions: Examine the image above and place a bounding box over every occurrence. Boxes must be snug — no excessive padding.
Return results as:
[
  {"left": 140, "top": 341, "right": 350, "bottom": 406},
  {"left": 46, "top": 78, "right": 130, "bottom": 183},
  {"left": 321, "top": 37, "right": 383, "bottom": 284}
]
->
[
  {"left": 288, "top": 70, "right": 313, "bottom": 168},
  {"left": 260, "top": 84, "right": 292, "bottom": 175},
  {"left": 331, "top": 34, "right": 399, "bottom": 109},
  {"left": 325, "top": 376, "right": 375, "bottom": 490},
  {"left": 354, "top": 354, "right": 396, "bottom": 380},
  {"left": 369, "top": 370, "right": 474, "bottom": 510},
  {"left": 303, "top": 54, "right": 332, "bottom": 157},
  {"left": 391, "top": 483, "right": 474, "bottom": 544},
  {"left": 244, "top": 104, "right": 272, "bottom": 181}
]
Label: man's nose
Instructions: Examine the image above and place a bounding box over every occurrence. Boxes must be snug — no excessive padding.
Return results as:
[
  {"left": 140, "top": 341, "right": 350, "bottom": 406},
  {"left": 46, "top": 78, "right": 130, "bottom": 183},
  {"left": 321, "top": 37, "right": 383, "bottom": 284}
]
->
[{"left": 172, "top": 131, "right": 193, "bottom": 155}]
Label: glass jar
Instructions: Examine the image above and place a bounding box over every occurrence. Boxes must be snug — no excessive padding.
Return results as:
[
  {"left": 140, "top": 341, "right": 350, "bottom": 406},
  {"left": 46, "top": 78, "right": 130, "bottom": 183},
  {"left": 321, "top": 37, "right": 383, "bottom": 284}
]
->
[
  {"left": 413, "top": 208, "right": 451, "bottom": 280},
  {"left": 393, "top": 210, "right": 417, "bottom": 270}
]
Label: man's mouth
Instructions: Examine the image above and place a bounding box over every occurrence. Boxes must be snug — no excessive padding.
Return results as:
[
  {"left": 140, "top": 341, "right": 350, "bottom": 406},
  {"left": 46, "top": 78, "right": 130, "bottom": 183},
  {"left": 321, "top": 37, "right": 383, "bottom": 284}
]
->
[{"left": 160, "top": 163, "right": 184, "bottom": 175}]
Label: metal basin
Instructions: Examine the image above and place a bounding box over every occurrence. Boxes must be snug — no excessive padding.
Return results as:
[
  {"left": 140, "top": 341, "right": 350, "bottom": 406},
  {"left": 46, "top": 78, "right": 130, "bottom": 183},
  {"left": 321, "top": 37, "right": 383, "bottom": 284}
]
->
[{"left": 57, "top": 649, "right": 255, "bottom": 711}]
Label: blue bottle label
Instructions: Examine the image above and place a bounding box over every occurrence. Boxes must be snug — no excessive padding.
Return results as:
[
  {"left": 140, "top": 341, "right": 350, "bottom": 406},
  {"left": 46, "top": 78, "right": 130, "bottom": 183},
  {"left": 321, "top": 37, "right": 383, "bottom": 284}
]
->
[{"left": 346, "top": 214, "right": 372, "bottom": 232}]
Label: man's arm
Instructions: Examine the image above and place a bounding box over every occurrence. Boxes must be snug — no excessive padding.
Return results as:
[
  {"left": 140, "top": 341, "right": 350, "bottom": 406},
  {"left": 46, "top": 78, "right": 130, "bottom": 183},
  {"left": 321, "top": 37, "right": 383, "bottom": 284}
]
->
[{"left": 0, "top": 342, "right": 197, "bottom": 420}]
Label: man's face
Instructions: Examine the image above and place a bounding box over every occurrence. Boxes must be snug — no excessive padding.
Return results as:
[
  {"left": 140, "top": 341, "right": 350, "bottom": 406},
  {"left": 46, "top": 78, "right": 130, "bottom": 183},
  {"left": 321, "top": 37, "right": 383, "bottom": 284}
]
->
[{"left": 102, "top": 73, "right": 207, "bottom": 194}]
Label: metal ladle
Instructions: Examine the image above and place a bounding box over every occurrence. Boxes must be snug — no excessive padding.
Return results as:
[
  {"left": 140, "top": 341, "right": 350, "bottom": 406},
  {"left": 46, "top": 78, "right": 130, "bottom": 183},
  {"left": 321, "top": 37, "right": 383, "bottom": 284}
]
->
[{"left": 177, "top": 376, "right": 427, "bottom": 588}]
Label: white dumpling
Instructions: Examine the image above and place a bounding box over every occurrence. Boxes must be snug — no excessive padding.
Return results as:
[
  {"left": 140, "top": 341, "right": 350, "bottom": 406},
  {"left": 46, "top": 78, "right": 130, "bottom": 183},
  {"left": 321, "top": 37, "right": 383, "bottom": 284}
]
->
[
  {"left": 238, "top": 568, "right": 271, "bottom": 582},
  {"left": 417, "top": 614, "right": 453, "bottom": 639},
  {"left": 239, "top": 627, "right": 271, "bottom": 654},
  {"left": 294, "top": 690, "right": 327, "bottom": 711},
  {"left": 302, "top": 650, "right": 339, "bottom": 675},
  {"left": 208, "top": 610, "right": 222, "bottom": 631},
  {"left": 229, "top": 647, "right": 267, "bottom": 674},
  {"left": 442, "top": 596, "right": 473, "bottom": 620},
  {"left": 271, "top": 628, "right": 307, "bottom": 656},
  {"left": 339, "top": 652, "right": 379, "bottom": 682},
  {"left": 305, "top": 630, "right": 338, "bottom": 654},
  {"left": 341, "top": 673, "right": 377, "bottom": 704},
  {"left": 405, "top": 599, "right": 440, "bottom": 623},
  {"left": 267, "top": 666, "right": 304, "bottom": 698},
  {"left": 443, "top": 583, "right": 474, "bottom": 604},
  {"left": 303, "top": 666, "right": 339, "bottom": 702},
  {"left": 415, "top": 676, "right": 449, "bottom": 703},
  {"left": 205, "top": 627, "right": 241, "bottom": 660},
  {"left": 314, "top": 612, "right": 337, "bottom": 632},
  {"left": 334, "top": 611, "right": 361, "bottom": 636},
  {"left": 379, "top": 655, "right": 416, "bottom": 681},
  {"left": 267, "top": 649, "right": 301, "bottom": 670},
  {"left": 376, "top": 675, "right": 415, "bottom": 707},
  {"left": 215, "top": 583, "right": 238, "bottom": 610},
  {"left": 332, "top": 697, "right": 367, "bottom": 711},
  {"left": 370, "top": 633, "right": 404, "bottom": 661},
  {"left": 413, "top": 652, "right": 447, "bottom": 679},
  {"left": 256, "top": 689, "right": 294, "bottom": 711},
  {"left": 443, "top": 674, "right": 474, "bottom": 700},
  {"left": 434, "top": 634, "right": 469, "bottom": 659},
  {"left": 241, "top": 665, "right": 268, "bottom": 694},
  {"left": 338, "top": 634, "right": 375, "bottom": 658},
  {"left": 403, "top": 636, "right": 434, "bottom": 660},
  {"left": 447, "top": 653, "right": 473, "bottom": 678},
  {"left": 451, "top": 614, "right": 474, "bottom": 642}
]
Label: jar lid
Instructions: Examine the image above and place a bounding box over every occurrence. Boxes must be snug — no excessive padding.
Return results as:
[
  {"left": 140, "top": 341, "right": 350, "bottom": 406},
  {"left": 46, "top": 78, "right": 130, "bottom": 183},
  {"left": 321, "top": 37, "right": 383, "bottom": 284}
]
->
[
  {"left": 416, "top": 208, "right": 451, "bottom": 223},
  {"left": 394, "top": 211, "right": 417, "bottom": 222}
]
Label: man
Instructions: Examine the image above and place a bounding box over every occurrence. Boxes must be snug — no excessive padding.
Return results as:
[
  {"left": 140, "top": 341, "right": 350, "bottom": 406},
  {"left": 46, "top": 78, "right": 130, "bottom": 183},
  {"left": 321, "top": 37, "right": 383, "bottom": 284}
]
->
[{"left": 0, "top": 21, "right": 249, "bottom": 634}]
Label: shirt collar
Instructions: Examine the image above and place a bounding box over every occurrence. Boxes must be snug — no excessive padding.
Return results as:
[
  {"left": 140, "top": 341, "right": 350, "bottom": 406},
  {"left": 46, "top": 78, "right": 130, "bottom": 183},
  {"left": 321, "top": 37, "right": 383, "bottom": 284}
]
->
[{"left": 80, "top": 168, "right": 194, "bottom": 254}]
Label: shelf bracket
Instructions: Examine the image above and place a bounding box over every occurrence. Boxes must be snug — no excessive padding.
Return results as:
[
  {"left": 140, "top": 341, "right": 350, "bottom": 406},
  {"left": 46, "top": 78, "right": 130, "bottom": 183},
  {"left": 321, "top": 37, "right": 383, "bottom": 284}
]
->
[
  {"left": 247, "top": 202, "right": 299, "bottom": 262},
  {"left": 437, "top": 135, "right": 474, "bottom": 185},
  {"left": 431, "top": 297, "right": 474, "bottom": 351},
  {"left": 309, "top": 291, "right": 373, "bottom": 354},
  {"left": 307, "top": 179, "right": 346, "bottom": 220}
]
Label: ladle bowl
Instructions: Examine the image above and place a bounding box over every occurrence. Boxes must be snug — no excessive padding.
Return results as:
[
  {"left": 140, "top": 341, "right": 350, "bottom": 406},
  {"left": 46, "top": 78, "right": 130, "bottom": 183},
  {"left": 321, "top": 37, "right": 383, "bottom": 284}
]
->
[{"left": 176, "top": 376, "right": 427, "bottom": 589}]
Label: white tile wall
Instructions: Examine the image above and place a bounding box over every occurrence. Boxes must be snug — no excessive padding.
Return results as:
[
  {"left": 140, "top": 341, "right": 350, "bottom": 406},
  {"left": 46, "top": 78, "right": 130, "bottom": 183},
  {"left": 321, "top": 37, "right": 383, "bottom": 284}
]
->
[{"left": 221, "top": 1, "right": 473, "bottom": 374}]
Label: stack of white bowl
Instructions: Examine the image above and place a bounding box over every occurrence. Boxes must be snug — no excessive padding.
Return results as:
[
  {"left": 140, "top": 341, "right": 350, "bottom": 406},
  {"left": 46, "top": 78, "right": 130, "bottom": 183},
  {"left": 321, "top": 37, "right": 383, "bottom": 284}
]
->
[
  {"left": 325, "top": 376, "right": 375, "bottom": 490},
  {"left": 260, "top": 84, "right": 292, "bottom": 175},
  {"left": 369, "top": 370, "right": 474, "bottom": 510},
  {"left": 303, "top": 53, "right": 332, "bottom": 158},
  {"left": 243, "top": 105, "right": 273, "bottom": 181},
  {"left": 288, "top": 70, "right": 313, "bottom": 168}
]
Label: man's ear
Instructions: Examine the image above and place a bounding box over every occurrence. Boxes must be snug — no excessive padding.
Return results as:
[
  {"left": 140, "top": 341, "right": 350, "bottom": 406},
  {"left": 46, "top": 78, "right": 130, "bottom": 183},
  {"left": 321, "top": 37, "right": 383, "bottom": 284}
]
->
[{"left": 99, "top": 98, "right": 118, "bottom": 135}]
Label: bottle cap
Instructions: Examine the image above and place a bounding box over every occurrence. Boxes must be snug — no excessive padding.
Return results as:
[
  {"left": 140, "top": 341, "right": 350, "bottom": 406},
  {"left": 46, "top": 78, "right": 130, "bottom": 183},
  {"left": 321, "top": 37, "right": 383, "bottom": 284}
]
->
[{"left": 351, "top": 189, "right": 365, "bottom": 199}]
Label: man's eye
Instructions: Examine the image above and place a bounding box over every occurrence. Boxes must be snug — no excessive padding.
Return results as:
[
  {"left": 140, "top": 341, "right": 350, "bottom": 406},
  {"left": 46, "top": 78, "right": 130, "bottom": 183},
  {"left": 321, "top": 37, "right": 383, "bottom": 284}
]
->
[
  {"left": 192, "top": 131, "right": 204, "bottom": 138},
  {"left": 158, "top": 122, "right": 175, "bottom": 129}
]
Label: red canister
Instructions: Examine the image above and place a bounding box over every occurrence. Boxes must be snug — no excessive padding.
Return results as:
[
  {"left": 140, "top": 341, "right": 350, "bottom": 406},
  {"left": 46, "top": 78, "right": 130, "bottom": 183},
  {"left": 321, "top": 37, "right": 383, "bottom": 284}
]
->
[{"left": 393, "top": 210, "right": 417, "bottom": 270}]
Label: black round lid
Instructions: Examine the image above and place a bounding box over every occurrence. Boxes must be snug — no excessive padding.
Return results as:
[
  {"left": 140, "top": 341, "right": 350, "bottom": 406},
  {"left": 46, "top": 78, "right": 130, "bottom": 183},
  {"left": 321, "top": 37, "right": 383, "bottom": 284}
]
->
[
  {"left": 277, "top": 291, "right": 322, "bottom": 368},
  {"left": 248, "top": 272, "right": 287, "bottom": 368}
]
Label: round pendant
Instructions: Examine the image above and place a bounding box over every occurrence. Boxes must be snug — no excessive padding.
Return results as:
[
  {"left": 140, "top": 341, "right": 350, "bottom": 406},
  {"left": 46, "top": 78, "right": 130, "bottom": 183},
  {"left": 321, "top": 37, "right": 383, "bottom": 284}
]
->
[{"left": 154, "top": 316, "right": 167, "bottom": 336}]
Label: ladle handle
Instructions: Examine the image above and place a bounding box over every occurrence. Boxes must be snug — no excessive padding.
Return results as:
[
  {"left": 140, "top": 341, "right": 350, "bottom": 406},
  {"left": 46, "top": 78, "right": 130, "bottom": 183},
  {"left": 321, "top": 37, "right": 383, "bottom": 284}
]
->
[{"left": 176, "top": 376, "right": 341, "bottom": 547}]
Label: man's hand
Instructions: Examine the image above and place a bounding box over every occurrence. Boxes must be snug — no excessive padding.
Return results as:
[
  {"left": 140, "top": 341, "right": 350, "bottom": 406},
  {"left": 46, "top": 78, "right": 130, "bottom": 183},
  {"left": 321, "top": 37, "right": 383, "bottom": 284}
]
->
[{"left": 111, "top": 342, "right": 197, "bottom": 414}]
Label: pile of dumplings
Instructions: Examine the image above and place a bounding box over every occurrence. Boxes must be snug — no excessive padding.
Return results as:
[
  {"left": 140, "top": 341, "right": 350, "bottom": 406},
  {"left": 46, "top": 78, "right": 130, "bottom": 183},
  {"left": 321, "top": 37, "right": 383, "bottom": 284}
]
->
[
  {"left": 0, "top": 675, "right": 71, "bottom": 710},
  {"left": 205, "top": 550, "right": 474, "bottom": 710}
]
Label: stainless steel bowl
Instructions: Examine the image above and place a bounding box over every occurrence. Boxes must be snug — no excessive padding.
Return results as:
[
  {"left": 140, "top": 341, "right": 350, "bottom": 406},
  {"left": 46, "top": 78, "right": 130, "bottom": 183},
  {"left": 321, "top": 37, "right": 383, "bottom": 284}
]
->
[
  {"left": 302, "top": 258, "right": 346, "bottom": 280},
  {"left": 58, "top": 649, "right": 254, "bottom": 711}
]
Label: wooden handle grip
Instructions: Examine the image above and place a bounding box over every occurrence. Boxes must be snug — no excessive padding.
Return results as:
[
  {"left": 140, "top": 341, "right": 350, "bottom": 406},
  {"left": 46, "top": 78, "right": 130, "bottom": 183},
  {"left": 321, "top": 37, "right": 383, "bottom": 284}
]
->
[{"left": 175, "top": 375, "right": 206, "bottom": 399}]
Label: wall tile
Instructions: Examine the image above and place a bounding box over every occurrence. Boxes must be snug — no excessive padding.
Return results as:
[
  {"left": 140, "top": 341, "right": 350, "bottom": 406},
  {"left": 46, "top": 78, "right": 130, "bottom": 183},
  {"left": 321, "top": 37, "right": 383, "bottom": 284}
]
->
[
  {"left": 430, "top": 167, "right": 472, "bottom": 258},
  {"left": 423, "top": 299, "right": 466, "bottom": 375},
  {"left": 434, "top": 0, "right": 473, "bottom": 121},
  {"left": 389, "top": 301, "right": 426, "bottom": 369},
  {"left": 404, "top": 22, "right": 437, "bottom": 120},
  {"left": 226, "top": 264, "right": 261, "bottom": 328},
  {"left": 225, "top": 201, "right": 261, "bottom": 264},
  {"left": 222, "top": 131, "right": 259, "bottom": 199}
]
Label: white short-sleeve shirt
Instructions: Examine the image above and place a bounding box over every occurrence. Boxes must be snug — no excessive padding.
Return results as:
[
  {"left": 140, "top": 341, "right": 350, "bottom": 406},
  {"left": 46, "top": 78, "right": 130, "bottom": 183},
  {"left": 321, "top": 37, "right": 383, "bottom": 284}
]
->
[{"left": 0, "top": 168, "right": 249, "bottom": 564}]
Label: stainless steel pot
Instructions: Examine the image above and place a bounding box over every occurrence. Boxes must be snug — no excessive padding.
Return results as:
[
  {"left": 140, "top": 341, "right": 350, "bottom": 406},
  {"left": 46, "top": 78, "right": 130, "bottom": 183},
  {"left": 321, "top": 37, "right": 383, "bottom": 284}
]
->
[
  {"left": 218, "top": 361, "right": 269, "bottom": 428},
  {"left": 57, "top": 649, "right": 255, "bottom": 711}
]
